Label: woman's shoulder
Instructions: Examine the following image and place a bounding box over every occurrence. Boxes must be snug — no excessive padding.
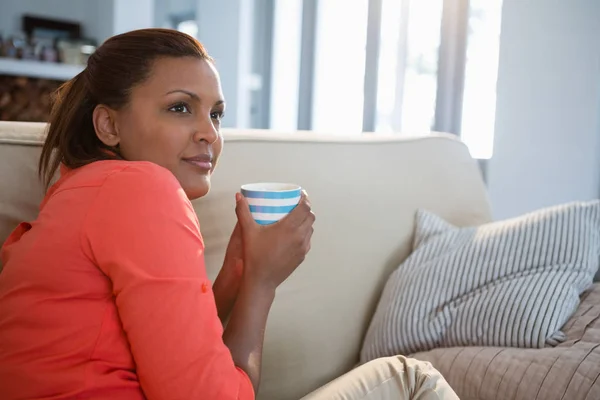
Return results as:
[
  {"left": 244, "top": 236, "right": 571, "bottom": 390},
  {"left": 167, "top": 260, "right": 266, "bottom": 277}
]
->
[
  {"left": 43, "top": 160, "right": 185, "bottom": 212},
  {"left": 40, "top": 160, "right": 193, "bottom": 222},
  {"left": 62, "top": 160, "right": 181, "bottom": 192}
]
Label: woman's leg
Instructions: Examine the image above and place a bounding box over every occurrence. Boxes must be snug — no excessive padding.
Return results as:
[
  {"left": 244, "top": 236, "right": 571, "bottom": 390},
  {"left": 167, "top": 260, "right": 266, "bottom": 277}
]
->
[{"left": 301, "top": 356, "right": 459, "bottom": 400}]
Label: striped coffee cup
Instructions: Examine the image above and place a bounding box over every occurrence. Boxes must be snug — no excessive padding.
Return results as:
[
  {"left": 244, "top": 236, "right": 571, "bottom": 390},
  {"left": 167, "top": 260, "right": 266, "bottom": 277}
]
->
[{"left": 241, "top": 183, "right": 302, "bottom": 225}]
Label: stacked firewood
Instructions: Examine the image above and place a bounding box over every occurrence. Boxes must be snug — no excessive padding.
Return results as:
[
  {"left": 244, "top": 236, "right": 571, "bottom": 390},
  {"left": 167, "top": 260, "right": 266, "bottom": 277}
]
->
[{"left": 0, "top": 75, "right": 61, "bottom": 122}]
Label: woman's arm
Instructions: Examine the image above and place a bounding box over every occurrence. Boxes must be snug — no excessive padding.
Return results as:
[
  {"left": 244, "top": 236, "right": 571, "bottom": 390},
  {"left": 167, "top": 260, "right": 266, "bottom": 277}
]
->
[
  {"left": 222, "top": 278, "right": 275, "bottom": 390},
  {"left": 83, "top": 164, "right": 254, "bottom": 400},
  {"left": 212, "top": 257, "right": 243, "bottom": 323},
  {"left": 213, "top": 222, "right": 244, "bottom": 323},
  {"left": 220, "top": 193, "right": 315, "bottom": 390}
]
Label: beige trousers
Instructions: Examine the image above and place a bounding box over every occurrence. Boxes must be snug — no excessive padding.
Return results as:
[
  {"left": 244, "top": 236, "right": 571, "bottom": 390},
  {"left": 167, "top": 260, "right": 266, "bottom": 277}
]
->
[{"left": 301, "top": 356, "right": 459, "bottom": 400}]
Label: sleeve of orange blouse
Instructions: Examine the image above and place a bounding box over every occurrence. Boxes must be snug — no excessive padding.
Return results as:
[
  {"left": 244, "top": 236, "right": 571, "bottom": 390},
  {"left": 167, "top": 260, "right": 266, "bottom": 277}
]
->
[{"left": 82, "top": 163, "right": 254, "bottom": 400}]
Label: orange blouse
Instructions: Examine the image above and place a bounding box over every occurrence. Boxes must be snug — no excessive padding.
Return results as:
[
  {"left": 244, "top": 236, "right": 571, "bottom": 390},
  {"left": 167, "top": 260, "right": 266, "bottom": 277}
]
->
[{"left": 0, "top": 160, "right": 254, "bottom": 400}]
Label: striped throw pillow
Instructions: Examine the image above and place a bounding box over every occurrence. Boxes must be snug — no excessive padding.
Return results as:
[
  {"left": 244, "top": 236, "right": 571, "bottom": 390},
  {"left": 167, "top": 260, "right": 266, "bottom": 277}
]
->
[{"left": 360, "top": 200, "right": 600, "bottom": 363}]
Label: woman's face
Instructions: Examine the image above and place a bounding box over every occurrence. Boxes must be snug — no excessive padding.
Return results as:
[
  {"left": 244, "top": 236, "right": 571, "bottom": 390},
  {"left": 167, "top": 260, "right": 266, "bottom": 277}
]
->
[{"left": 105, "top": 57, "right": 225, "bottom": 200}]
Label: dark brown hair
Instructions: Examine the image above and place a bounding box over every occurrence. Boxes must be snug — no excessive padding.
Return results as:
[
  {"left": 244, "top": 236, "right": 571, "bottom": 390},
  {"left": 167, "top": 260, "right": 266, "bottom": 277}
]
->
[{"left": 39, "top": 28, "right": 212, "bottom": 188}]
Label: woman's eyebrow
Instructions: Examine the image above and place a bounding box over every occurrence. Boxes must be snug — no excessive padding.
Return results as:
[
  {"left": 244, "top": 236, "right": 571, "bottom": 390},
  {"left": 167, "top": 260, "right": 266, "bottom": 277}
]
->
[
  {"left": 166, "top": 90, "right": 225, "bottom": 107},
  {"left": 165, "top": 89, "right": 200, "bottom": 101}
]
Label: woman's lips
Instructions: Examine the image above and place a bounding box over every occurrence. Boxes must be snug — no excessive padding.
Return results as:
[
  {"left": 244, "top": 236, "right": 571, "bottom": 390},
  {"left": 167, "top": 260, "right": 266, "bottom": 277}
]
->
[{"left": 183, "top": 155, "right": 213, "bottom": 171}]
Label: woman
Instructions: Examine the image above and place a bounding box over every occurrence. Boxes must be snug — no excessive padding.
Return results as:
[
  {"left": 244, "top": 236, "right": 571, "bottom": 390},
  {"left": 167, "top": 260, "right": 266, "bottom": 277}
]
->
[{"left": 0, "top": 29, "right": 314, "bottom": 399}]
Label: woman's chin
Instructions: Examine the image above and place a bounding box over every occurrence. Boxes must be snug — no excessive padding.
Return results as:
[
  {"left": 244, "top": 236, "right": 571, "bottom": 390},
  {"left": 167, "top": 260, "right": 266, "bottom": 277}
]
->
[
  {"left": 181, "top": 177, "right": 211, "bottom": 200},
  {"left": 185, "top": 185, "right": 210, "bottom": 200}
]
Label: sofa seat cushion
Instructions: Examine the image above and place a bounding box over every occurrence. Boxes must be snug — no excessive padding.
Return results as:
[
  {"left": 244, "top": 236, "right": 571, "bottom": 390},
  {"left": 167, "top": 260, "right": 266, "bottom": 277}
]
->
[{"left": 412, "top": 282, "right": 600, "bottom": 400}]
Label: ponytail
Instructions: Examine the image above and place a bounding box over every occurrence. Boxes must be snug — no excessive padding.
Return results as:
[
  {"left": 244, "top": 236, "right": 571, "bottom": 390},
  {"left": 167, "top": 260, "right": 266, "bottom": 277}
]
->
[{"left": 39, "top": 71, "right": 118, "bottom": 189}]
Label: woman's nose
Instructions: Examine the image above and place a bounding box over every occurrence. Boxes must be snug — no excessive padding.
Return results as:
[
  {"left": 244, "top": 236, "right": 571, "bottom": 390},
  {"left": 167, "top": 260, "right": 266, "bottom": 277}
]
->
[{"left": 193, "top": 117, "right": 219, "bottom": 144}]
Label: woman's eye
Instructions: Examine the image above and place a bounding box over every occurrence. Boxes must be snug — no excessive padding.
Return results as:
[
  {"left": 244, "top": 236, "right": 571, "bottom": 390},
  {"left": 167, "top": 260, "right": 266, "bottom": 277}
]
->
[
  {"left": 169, "top": 103, "right": 191, "bottom": 114},
  {"left": 211, "top": 111, "right": 224, "bottom": 121}
]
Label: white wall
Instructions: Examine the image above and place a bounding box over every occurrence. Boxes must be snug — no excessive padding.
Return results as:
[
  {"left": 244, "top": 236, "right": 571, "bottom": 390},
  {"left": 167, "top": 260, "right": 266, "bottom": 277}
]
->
[
  {"left": 154, "top": 0, "right": 196, "bottom": 28},
  {"left": 487, "top": 0, "right": 600, "bottom": 219},
  {"left": 0, "top": 0, "right": 114, "bottom": 45},
  {"left": 86, "top": 2, "right": 116, "bottom": 44},
  {"left": 113, "top": 0, "right": 154, "bottom": 36}
]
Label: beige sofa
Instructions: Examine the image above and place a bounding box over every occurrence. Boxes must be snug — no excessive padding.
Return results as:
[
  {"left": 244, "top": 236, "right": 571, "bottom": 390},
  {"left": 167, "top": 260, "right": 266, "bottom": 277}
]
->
[{"left": 1, "top": 121, "right": 599, "bottom": 400}]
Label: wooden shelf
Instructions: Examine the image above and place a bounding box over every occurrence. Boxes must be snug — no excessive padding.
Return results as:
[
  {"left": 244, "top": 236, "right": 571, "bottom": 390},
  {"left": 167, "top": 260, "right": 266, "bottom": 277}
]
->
[{"left": 0, "top": 57, "right": 83, "bottom": 81}]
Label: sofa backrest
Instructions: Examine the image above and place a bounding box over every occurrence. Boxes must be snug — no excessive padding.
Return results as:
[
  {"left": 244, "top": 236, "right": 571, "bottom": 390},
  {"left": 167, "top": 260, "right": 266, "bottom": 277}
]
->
[{"left": 0, "top": 121, "right": 492, "bottom": 399}]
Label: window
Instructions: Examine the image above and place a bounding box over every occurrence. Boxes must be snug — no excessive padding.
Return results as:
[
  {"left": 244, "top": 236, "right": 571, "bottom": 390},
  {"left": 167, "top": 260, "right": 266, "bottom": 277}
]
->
[
  {"left": 267, "top": 0, "right": 504, "bottom": 157},
  {"left": 269, "top": 0, "right": 303, "bottom": 131},
  {"left": 376, "top": 0, "right": 444, "bottom": 134},
  {"left": 311, "top": 0, "right": 369, "bottom": 133}
]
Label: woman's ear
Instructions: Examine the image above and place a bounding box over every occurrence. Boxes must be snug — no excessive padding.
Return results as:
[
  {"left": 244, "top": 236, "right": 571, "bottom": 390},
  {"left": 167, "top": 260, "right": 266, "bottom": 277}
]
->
[{"left": 92, "top": 105, "right": 120, "bottom": 147}]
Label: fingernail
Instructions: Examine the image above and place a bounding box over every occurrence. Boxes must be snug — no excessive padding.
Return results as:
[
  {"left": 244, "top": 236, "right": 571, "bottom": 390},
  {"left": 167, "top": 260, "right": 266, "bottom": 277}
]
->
[{"left": 235, "top": 193, "right": 241, "bottom": 202}]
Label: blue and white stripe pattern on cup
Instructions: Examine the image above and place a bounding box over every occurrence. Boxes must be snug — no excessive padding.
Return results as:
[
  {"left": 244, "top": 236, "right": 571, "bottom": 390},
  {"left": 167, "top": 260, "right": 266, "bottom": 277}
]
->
[{"left": 241, "top": 183, "right": 302, "bottom": 225}]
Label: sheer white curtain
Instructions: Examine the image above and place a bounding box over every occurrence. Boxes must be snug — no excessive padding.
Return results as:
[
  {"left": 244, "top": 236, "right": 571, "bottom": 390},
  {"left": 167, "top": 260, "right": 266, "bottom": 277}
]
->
[{"left": 311, "top": 0, "right": 369, "bottom": 133}]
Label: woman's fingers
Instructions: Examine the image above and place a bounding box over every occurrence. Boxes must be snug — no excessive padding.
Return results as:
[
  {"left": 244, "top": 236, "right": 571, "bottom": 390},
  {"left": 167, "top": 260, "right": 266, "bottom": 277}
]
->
[
  {"left": 235, "top": 193, "right": 257, "bottom": 231},
  {"left": 298, "top": 210, "right": 316, "bottom": 231},
  {"left": 285, "top": 191, "right": 312, "bottom": 227},
  {"left": 298, "top": 208, "right": 315, "bottom": 254},
  {"left": 303, "top": 226, "right": 314, "bottom": 255}
]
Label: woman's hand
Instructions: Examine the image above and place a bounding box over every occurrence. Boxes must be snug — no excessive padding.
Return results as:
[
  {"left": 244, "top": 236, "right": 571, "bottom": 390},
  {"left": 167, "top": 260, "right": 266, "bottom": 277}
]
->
[
  {"left": 213, "top": 222, "right": 244, "bottom": 323},
  {"left": 235, "top": 191, "right": 315, "bottom": 291},
  {"left": 222, "top": 191, "right": 314, "bottom": 392}
]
